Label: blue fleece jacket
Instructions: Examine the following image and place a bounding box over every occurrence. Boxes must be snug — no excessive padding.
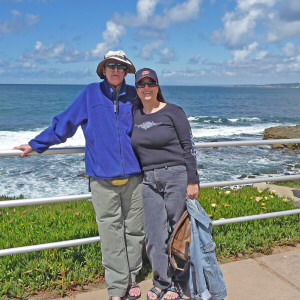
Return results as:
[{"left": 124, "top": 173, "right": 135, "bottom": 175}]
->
[{"left": 29, "top": 78, "right": 141, "bottom": 180}]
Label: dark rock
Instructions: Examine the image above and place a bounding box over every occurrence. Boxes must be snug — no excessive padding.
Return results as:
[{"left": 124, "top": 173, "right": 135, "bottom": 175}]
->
[
  {"left": 237, "top": 174, "right": 247, "bottom": 179},
  {"left": 263, "top": 125, "right": 300, "bottom": 153},
  {"left": 294, "top": 164, "right": 300, "bottom": 169},
  {"left": 292, "top": 190, "right": 300, "bottom": 198},
  {"left": 197, "top": 164, "right": 204, "bottom": 169},
  {"left": 248, "top": 175, "right": 256, "bottom": 178},
  {"left": 77, "top": 173, "right": 88, "bottom": 178},
  {"left": 267, "top": 170, "right": 277, "bottom": 174}
]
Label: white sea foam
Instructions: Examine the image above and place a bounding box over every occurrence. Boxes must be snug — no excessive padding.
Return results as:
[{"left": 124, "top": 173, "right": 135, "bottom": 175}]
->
[
  {"left": 0, "top": 128, "right": 85, "bottom": 150},
  {"left": 191, "top": 124, "right": 267, "bottom": 138},
  {"left": 228, "top": 117, "right": 261, "bottom": 123},
  {"left": 188, "top": 116, "right": 262, "bottom": 124},
  {"left": 227, "top": 118, "right": 239, "bottom": 123}
]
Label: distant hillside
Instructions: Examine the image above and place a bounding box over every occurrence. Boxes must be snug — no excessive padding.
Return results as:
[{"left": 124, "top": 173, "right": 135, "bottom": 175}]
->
[
  {"left": 257, "top": 83, "right": 300, "bottom": 88},
  {"left": 234, "top": 83, "right": 300, "bottom": 88}
]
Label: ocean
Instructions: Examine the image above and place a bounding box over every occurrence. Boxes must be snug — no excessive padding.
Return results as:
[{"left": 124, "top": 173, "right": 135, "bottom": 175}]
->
[{"left": 0, "top": 84, "right": 299, "bottom": 198}]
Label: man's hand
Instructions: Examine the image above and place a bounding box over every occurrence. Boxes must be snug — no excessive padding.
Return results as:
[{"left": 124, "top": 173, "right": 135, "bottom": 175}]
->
[{"left": 13, "top": 144, "right": 34, "bottom": 158}]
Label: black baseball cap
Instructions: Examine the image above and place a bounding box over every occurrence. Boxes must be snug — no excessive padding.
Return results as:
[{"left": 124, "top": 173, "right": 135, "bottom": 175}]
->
[{"left": 135, "top": 68, "right": 159, "bottom": 84}]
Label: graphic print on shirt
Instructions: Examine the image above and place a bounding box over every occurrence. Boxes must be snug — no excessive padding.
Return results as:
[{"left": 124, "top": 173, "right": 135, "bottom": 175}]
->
[{"left": 135, "top": 121, "right": 162, "bottom": 130}]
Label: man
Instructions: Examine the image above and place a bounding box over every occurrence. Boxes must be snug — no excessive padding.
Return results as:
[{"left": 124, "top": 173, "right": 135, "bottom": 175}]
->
[{"left": 14, "top": 50, "right": 144, "bottom": 300}]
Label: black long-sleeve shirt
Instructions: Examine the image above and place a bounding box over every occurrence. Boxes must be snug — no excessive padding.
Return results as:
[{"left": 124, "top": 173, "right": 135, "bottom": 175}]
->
[{"left": 131, "top": 103, "right": 199, "bottom": 184}]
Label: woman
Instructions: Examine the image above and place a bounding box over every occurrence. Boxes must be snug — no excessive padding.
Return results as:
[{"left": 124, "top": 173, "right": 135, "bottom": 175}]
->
[{"left": 131, "top": 68, "right": 200, "bottom": 300}]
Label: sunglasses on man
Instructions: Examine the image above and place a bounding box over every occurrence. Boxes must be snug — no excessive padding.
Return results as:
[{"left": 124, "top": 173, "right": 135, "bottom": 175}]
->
[
  {"left": 135, "top": 81, "right": 158, "bottom": 88},
  {"left": 106, "top": 63, "right": 127, "bottom": 72}
]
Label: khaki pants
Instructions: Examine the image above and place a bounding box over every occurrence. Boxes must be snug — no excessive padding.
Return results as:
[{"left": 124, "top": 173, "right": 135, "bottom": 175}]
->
[{"left": 90, "top": 175, "right": 144, "bottom": 297}]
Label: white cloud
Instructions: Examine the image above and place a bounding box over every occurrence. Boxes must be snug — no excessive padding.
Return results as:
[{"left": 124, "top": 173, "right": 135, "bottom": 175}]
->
[
  {"left": 188, "top": 53, "right": 202, "bottom": 64},
  {"left": 214, "top": 0, "right": 300, "bottom": 49},
  {"left": 216, "top": 8, "right": 263, "bottom": 48},
  {"left": 281, "top": 42, "right": 296, "bottom": 57},
  {"left": 17, "top": 20, "right": 126, "bottom": 66},
  {"left": 237, "top": 0, "right": 276, "bottom": 11},
  {"left": 116, "top": 0, "right": 202, "bottom": 30},
  {"left": 11, "top": 10, "right": 21, "bottom": 17},
  {"left": 256, "top": 50, "right": 268, "bottom": 59},
  {"left": 26, "top": 13, "right": 40, "bottom": 26},
  {"left": 281, "top": 42, "right": 300, "bottom": 58},
  {"left": 139, "top": 40, "right": 163, "bottom": 59},
  {"left": 266, "top": 17, "right": 300, "bottom": 42},
  {"left": 161, "top": 70, "right": 178, "bottom": 78},
  {"left": 136, "top": 0, "right": 159, "bottom": 21},
  {"left": 231, "top": 42, "right": 258, "bottom": 63},
  {"left": 19, "top": 41, "right": 66, "bottom": 66},
  {"left": 13, "top": 0, "right": 201, "bottom": 68},
  {"left": 0, "top": 10, "right": 39, "bottom": 38},
  {"left": 278, "top": 0, "right": 300, "bottom": 21},
  {"left": 157, "top": 49, "right": 300, "bottom": 85},
  {"left": 90, "top": 21, "right": 126, "bottom": 58},
  {"left": 158, "top": 0, "right": 202, "bottom": 28},
  {"left": 116, "top": 0, "right": 202, "bottom": 62},
  {"left": 158, "top": 48, "right": 176, "bottom": 64}
]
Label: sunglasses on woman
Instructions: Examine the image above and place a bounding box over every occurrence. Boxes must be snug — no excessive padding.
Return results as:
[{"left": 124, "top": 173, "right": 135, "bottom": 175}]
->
[
  {"left": 106, "top": 63, "right": 127, "bottom": 72},
  {"left": 136, "top": 81, "right": 158, "bottom": 88}
]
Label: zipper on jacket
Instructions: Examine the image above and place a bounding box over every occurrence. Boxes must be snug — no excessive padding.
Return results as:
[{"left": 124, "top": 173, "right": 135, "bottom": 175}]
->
[{"left": 114, "top": 90, "right": 126, "bottom": 178}]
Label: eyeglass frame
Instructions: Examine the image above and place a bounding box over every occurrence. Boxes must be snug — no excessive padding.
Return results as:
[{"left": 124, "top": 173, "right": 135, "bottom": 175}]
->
[
  {"left": 135, "top": 81, "right": 159, "bottom": 88},
  {"left": 106, "top": 63, "right": 128, "bottom": 72}
]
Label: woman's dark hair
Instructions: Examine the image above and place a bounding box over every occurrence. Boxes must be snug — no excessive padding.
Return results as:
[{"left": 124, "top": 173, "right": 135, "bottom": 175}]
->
[{"left": 134, "top": 86, "right": 166, "bottom": 110}]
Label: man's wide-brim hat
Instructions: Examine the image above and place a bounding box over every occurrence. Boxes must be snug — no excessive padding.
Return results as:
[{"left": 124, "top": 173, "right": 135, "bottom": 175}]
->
[{"left": 96, "top": 50, "right": 135, "bottom": 79}]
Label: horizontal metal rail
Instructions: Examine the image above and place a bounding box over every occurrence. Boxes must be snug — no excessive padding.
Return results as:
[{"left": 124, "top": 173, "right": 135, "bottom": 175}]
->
[
  {"left": 212, "top": 209, "right": 300, "bottom": 226},
  {"left": 1, "top": 174, "right": 300, "bottom": 208},
  {"left": 200, "top": 174, "right": 300, "bottom": 189},
  {"left": 0, "top": 147, "right": 85, "bottom": 157},
  {"left": 0, "top": 237, "right": 100, "bottom": 257},
  {"left": 1, "top": 208, "right": 299, "bottom": 257},
  {"left": 195, "top": 138, "right": 300, "bottom": 148},
  {"left": 0, "top": 194, "right": 91, "bottom": 208},
  {"left": 1, "top": 139, "right": 300, "bottom": 157}
]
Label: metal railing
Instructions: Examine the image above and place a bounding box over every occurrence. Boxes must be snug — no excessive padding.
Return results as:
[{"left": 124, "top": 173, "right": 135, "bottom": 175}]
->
[
  {"left": 1, "top": 138, "right": 300, "bottom": 157},
  {"left": 1, "top": 138, "right": 300, "bottom": 257}
]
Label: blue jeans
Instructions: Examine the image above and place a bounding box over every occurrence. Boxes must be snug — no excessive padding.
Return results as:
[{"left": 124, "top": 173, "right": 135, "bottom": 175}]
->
[
  {"left": 142, "top": 165, "right": 187, "bottom": 290},
  {"left": 187, "top": 199, "right": 227, "bottom": 300}
]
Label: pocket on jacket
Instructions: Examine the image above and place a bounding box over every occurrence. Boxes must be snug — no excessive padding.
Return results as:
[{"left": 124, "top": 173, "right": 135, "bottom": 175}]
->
[{"left": 202, "top": 241, "right": 224, "bottom": 295}]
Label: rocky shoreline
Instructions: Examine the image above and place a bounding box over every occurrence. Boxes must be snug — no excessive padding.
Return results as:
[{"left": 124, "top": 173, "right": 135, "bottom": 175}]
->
[{"left": 263, "top": 125, "right": 300, "bottom": 153}]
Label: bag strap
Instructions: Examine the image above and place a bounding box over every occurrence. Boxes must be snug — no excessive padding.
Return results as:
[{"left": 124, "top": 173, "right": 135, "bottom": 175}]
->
[
  {"left": 169, "top": 210, "right": 190, "bottom": 271},
  {"left": 170, "top": 254, "right": 189, "bottom": 272}
]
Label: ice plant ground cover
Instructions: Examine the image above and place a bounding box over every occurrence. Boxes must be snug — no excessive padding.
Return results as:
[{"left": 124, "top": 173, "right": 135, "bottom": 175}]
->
[
  {"left": 1, "top": 186, "right": 300, "bottom": 298},
  {"left": 273, "top": 179, "right": 300, "bottom": 189}
]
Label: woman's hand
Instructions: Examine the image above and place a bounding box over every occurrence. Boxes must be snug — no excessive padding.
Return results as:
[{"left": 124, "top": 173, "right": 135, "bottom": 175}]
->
[
  {"left": 186, "top": 183, "right": 199, "bottom": 200},
  {"left": 13, "top": 144, "right": 34, "bottom": 158}
]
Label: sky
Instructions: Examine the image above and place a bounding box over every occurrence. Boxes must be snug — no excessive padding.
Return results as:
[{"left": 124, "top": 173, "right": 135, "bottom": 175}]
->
[{"left": 1, "top": 0, "right": 300, "bottom": 86}]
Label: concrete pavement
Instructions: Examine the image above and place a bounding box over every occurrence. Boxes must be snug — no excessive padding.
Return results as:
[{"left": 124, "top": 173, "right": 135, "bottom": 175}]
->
[
  {"left": 57, "top": 244, "right": 300, "bottom": 300},
  {"left": 253, "top": 182, "right": 300, "bottom": 207}
]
